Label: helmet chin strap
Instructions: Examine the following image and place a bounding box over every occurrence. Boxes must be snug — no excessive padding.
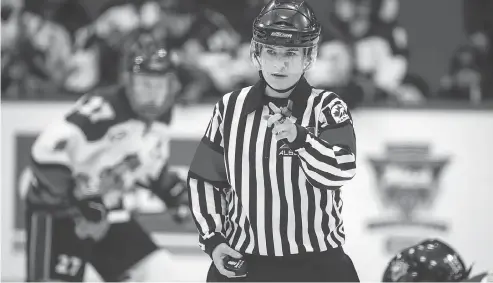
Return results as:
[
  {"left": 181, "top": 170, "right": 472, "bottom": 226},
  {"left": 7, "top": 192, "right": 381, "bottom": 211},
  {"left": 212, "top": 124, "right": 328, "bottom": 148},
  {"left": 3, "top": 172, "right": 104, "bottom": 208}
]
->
[
  {"left": 266, "top": 81, "right": 298, "bottom": 93},
  {"left": 259, "top": 71, "right": 301, "bottom": 93}
]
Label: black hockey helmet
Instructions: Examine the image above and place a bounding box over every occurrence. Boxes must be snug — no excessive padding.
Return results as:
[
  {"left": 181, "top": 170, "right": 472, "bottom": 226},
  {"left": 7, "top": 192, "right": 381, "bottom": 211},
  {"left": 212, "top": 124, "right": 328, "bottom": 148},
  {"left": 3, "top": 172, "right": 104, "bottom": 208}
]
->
[
  {"left": 124, "top": 29, "right": 175, "bottom": 75},
  {"left": 382, "top": 239, "right": 472, "bottom": 282},
  {"left": 122, "top": 29, "right": 179, "bottom": 120},
  {"left": 252, "top": 0, "right": 321, "bottom": 48}
]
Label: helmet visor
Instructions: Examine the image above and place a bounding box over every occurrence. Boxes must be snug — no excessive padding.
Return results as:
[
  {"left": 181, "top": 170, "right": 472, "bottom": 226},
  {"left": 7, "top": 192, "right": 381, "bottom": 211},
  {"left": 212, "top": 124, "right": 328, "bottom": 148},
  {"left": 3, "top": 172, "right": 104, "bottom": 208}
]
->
[{"left": 129, "top": 73, "right": 176, "bottom": 119}]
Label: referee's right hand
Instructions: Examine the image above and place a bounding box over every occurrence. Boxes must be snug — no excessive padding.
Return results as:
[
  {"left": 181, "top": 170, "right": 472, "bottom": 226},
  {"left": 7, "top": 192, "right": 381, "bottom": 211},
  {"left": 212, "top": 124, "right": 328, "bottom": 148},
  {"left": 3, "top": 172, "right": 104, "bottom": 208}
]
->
[{"left": 212, "top": 243, "right": 243, "bottom": 278}]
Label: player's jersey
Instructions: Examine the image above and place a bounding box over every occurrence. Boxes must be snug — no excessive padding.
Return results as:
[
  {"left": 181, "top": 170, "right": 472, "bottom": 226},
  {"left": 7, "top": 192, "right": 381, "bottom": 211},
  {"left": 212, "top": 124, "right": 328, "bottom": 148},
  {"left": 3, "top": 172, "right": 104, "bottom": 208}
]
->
[{"left": 26, "top": 88, "right": 173, "bottom": 218}]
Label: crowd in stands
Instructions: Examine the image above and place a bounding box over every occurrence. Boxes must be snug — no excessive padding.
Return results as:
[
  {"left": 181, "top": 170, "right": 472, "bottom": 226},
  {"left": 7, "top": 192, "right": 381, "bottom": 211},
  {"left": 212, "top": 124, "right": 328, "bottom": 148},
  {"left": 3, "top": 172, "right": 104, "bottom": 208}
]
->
[
  {"left": 2, "top": 0, "right": 492, "bottom": 107},
  {"left": 438, "top": 0, "right": 493, "bottom": 104}
]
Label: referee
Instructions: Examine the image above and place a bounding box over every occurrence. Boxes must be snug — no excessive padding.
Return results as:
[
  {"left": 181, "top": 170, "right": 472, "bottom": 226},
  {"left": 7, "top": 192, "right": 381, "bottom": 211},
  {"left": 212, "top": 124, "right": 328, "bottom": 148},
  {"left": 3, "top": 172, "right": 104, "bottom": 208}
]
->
[{"left": 187, "top": 0, "right": 359, "bottom": 281}]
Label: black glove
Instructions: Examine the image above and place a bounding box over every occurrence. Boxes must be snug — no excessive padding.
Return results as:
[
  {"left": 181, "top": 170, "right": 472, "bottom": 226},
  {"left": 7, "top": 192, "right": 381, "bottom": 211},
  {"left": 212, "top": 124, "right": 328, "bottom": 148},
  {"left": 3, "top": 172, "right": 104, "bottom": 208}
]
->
[
  {"left": 151, "top": 170, "right": 189, "bottom": 207},
  {"left": 75, "top": 196, "right": 107, "bottom": 222}
]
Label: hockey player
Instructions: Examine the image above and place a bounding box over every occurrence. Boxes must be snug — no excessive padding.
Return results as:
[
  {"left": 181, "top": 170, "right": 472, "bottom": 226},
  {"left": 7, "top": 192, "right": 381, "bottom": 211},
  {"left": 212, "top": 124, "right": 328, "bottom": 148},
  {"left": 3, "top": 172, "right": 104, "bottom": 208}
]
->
[
  {"left": 383, "top": 238, "right": 492, "bottom": 282},
  {"left": 24, "top": 30, "right": 189, "bottom": 282}
]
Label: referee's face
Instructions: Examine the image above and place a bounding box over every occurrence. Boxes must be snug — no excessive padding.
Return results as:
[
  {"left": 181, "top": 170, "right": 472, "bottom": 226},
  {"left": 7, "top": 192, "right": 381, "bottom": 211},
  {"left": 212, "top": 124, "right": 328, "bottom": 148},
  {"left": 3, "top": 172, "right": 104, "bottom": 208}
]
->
[{"left": 260, "top": 45, "right": 306, "bottom": 91}]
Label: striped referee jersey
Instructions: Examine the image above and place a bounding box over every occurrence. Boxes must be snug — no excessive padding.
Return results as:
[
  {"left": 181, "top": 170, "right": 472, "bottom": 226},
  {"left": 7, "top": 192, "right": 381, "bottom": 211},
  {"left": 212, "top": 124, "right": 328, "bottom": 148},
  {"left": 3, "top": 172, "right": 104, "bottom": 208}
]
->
[{"left": 187, "top": 77, "right": 357, "bottom": 257}]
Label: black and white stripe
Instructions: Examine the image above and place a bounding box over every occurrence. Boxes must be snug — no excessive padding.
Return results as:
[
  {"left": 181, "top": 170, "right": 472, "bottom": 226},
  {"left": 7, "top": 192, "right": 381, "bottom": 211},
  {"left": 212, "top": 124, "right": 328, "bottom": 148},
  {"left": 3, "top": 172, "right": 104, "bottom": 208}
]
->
[
  {"left": 27, "top": 212, "right": 53, "bottom": 281},
  {"left": 188, "top": 86, "right": 356, "bottom": 257}
]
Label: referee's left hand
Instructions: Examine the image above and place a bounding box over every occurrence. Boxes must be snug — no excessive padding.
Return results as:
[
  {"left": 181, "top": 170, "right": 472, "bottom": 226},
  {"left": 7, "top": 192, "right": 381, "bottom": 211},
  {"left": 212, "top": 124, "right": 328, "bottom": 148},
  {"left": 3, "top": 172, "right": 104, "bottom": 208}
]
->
[
  {"left": 263, "top": 102, "right": 297, "bottom": 142},
  {"left": 212, "top": 243, "right": 243, "bottom": 278}
]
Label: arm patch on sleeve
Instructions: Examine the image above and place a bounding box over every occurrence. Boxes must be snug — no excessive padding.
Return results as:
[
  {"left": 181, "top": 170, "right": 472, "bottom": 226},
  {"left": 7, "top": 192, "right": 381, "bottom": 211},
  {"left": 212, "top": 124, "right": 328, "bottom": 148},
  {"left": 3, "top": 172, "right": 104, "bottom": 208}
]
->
[
  {"left": 319, "top": 98, "right": 351, "bottom": 128},
  {"left": 330, "top": 103, "right": 350, "bottom": 124}
]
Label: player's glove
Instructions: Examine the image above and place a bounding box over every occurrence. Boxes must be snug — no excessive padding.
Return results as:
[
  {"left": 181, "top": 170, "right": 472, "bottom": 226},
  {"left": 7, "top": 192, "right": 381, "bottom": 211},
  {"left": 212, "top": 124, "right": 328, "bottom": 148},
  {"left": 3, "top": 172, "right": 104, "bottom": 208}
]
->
[
  {"left": 74, "top": 217, "right": 110, "bottom": 241},
  {"left": 75, "top": 196, "right": 107, "bottom": 222},
  {"left": 151, "top": 170, "right": 191, "bottom": 224},
  {"left": 73, "top": 196, "right": 110, "bottom": 241}
]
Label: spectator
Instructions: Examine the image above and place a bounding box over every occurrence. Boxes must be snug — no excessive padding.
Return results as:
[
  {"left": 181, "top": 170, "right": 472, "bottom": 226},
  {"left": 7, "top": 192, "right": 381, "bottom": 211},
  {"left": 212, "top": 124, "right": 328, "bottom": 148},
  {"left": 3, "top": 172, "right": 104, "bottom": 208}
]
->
[
  {"left": 469, "top": 26, "right": 493, "bottom": 99},
  {"left": 305, "top": 31, "right": 365, "bottom": 109},
  {"left": 8, "top": 2, "right": 73, "bottom": 98},
  {"left": 329, "top": 0, "right": 428, "bottom": 105},
  {"left": 154, "top": 0, "right": 246, "bottom": 103},
  {"left": 88, "top": 0, "right": 247, "bottom": 104},
  {"left": 91, "top": 0, "right": 142, "bottom": 87},
  {"left": 461, "top": 0, "right": 493, "bottom": 101},
  {"left": 438, "top": 44, "right": 485, "bottom": 103},
  {"left": 51, "top": 0, "right": 98, "bottom": 94},
  {"left": 1, "top": 0, "right": 24, "bottom": 98},
  {"left": 2, "top": 0, "right": 98, "bottom": 99},
  {"left": 373, "top": 0, "right": 400, "bottom": 24},
  {"left": 205, "top": 0, "right": 270, "bottom": 43}
]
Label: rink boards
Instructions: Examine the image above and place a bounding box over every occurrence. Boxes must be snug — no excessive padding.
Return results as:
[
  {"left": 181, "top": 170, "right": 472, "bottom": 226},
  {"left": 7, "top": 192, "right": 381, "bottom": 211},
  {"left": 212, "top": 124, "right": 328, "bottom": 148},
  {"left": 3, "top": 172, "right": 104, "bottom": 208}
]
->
[{"left": 2, "top": 102, "right": 493, "bottom": 281}]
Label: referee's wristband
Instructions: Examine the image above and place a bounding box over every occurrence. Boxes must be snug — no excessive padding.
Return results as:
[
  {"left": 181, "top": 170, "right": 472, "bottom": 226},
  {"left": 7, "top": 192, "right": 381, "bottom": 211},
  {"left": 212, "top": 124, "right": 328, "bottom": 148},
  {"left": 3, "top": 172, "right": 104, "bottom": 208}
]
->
[{"left": 203, "top": 234, "right": 227, "bottom": 258}]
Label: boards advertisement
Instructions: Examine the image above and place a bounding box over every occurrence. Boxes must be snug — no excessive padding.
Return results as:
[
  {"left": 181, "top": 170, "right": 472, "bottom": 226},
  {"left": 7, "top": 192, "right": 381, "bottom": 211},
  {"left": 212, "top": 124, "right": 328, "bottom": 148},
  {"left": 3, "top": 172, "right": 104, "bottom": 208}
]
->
[{"left": 2, "top": 103, "right": 492, "bottom": 281}]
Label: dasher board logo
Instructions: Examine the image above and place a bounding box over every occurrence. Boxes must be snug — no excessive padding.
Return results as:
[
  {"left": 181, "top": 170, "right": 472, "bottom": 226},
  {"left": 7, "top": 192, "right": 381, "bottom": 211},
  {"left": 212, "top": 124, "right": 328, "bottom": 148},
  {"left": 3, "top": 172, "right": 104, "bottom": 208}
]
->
[
  {"left": 271, "top": 31, "right": 292, "bottom": 38},
  {"left": 366, "top": 144, "right": 451, "bottom": 253}
]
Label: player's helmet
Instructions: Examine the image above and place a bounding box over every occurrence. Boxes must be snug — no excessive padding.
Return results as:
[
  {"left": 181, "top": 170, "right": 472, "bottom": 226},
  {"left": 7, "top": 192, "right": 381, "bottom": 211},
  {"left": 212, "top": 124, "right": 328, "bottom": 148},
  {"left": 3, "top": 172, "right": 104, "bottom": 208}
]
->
[
  {"left": 382, "top": 239, "right": 472, "bottom": 282},
  {"left": 122, "top": 30, "right": 179, "bottom": 120},
  {"left": 250, "top": 0, "right": 321, "bottom": 73}
]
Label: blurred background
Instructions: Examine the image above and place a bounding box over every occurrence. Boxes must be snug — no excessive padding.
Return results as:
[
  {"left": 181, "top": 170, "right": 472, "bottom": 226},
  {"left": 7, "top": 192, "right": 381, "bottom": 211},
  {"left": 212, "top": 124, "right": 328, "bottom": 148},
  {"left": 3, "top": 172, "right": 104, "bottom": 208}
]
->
[{"left": 2, "top": 0, "right": 493, "bottom": 281}]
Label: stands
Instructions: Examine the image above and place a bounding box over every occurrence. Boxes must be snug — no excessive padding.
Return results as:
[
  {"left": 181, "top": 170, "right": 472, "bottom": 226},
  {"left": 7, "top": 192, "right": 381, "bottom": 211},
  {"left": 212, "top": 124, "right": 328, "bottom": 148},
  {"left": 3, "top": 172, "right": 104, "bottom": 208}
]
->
[{"left": 2, "top": 0, "right": 492, "bottom": 107}]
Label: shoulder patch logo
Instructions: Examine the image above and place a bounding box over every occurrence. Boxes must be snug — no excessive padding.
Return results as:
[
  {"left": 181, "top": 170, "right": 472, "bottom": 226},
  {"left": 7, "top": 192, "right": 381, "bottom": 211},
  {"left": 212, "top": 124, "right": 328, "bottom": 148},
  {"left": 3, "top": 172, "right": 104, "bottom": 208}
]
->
[{"left": 330, "top": 103, "right": 349, "bottom": 124}]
